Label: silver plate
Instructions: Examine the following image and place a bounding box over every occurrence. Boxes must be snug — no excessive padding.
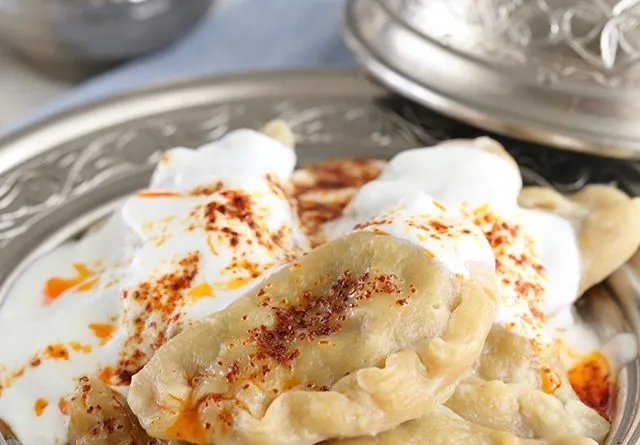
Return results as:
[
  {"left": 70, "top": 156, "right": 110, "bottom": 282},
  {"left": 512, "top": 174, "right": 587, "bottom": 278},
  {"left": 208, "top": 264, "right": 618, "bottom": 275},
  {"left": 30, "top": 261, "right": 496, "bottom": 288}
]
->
[
  {"left": 342, "top": 0, "right": 640, "bottom": 159},
  {"left": 0, "top": 69, "right": 638, "bottom": 444}
]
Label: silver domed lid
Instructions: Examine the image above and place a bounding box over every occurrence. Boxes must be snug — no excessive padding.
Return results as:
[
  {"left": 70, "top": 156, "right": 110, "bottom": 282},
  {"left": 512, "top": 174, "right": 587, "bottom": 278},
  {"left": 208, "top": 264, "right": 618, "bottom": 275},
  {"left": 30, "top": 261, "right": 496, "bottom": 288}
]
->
[{"left": 343, "top": 0, "right": 640, "bottom": 158}]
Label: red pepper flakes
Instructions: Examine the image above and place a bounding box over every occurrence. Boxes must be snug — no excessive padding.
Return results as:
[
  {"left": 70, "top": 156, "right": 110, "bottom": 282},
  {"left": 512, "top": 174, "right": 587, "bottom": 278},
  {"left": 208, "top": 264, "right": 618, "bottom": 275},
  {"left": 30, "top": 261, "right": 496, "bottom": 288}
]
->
[
  {"left": 568, "top": 352, "right": 612, "bottom": 420},
  {"left": 224, "top": 362, "right": 240, "bottom": 384},
  {"left": 224, "top": 258, "right": 264, "bottom": 279},
  {"left": 116, "top": 252, "right": 200, "bottom": 383},
  {"left": 203, "top": 190, "right": 254, "bottom": 232},
  {"left": 354, "top": 218, "right": 393, "bottom": 231},
  {"left": 200, "top": 188, "right": 299, "bottom": 265},
  {"left": 469, "top": 207, "right": 547, "bottom": 333},
  {"left": 246, "top": 271, "right": 401, "bottom": 369}
]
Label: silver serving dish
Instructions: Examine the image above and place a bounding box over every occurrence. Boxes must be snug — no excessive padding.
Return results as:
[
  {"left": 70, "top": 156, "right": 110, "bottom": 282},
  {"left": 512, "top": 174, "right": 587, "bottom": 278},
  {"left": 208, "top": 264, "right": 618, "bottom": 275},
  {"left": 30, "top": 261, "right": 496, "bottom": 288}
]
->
[
  {"left": 342, "top": 0, "right": 640, "bottom": 158},
  {"left": 0, "top": 70, "right": 638, "bottom": 444},
  {"left": 0, "top": 0, "right": 214, "bottom": 81}
]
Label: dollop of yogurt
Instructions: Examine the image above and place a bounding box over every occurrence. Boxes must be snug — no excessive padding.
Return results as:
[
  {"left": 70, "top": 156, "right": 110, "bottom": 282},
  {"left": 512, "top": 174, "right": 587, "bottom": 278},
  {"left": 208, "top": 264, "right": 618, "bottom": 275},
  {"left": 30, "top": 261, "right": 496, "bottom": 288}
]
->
[
  {"left": 0, "top": 129, "right": 308, "bottom": 445},
  {"left": 352, "top": 192, "right": 494, "bottom": 278},
  {"left": 327, "top": 138, "right": 582, "bottom": 347}
]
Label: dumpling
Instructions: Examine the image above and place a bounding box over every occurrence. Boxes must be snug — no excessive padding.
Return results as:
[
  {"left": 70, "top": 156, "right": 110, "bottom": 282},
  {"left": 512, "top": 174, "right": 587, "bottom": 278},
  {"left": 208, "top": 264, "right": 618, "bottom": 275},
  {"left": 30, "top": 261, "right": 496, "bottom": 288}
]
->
[
  {"left": 325, "top": 140, "right": 632, "bottom": 445},
  {"left": 445, "top": 327, "right": 609, "bottom": 442},
  {"left": 330, "top": 405, "right": 597, "bottom": 445},
  {"left": 518, "top": 184, "right": 640, "bottom": 294},
  {"left": 327, "top": 325, "right": 607, "bottom": 445},
  {"left": 67, "top": 377, "right": 162, "bottom": 445},
  {"left": 127, "top": 208, "right": 498, "bottom": 445}
]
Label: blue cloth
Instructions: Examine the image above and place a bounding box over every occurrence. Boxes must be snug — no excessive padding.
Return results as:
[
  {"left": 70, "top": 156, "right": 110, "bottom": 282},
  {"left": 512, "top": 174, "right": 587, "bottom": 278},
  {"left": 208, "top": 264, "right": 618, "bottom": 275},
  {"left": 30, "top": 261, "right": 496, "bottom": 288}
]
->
[{"left": 3, "top": 0, "right": 356, "bottom": 136}]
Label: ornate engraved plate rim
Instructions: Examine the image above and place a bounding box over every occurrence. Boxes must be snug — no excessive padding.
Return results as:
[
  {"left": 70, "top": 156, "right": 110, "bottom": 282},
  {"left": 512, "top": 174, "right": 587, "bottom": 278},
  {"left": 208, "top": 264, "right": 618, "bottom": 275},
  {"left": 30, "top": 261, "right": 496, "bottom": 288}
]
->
[{"left": 342, "top": 0, "right": 640, "bottom": 158}]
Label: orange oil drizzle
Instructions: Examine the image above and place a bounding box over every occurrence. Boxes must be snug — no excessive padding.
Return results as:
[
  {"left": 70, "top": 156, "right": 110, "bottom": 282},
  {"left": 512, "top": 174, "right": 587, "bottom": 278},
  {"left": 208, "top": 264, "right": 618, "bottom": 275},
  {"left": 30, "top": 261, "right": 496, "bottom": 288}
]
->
[
  {"left": 568, "top": 351, "right": 612, "bottom": 420},
  {"left": 44, "top": 263, "right": 97, "bottom": 303}
]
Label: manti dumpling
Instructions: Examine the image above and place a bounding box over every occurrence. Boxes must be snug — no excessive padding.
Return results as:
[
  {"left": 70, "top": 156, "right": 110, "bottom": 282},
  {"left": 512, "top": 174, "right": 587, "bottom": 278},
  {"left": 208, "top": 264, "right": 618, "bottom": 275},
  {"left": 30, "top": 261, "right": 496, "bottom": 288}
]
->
[
  {"left": 332, "top": 326, "right": 607, "bottom": 445},
  {"left": 518, "top": 183, "right": 640, "bottom": 294},
  {"left": 445, "top": 327, "right": 609, "bottom": 444},
  {"left": 126, "top": 204, "right": 498, "bottom": 445},
  {"left": 444, "top": 144, "right": 638, "bottom": 443},
  {"left": 333, "top": 405, "right": 597, "bottom": 445},
  {"left": 328, "top": 140, "right": 640, "bottom": 445},
  {"left": 68, "top": 377, "right": 162, "bottom": 445}
]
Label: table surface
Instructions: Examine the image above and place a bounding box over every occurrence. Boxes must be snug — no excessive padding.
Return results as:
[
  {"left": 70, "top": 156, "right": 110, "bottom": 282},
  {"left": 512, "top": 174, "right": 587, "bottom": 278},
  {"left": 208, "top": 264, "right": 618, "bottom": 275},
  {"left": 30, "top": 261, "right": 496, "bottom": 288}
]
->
[
  {"left": 0, "top": 46, "right": 71, "bottom": 127},
  {"left": 0, "top": 1, "right": 229, "bottom": 129}
]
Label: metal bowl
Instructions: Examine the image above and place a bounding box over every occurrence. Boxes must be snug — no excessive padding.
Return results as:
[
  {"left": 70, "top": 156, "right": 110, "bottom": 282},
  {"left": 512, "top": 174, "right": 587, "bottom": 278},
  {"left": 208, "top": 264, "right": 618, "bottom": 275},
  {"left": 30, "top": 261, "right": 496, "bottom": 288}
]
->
[
  {"left": 0, "top": 0, "right": 214, "bottom": 82},
  {"left": 342, "top": 0, "right": 640, "bottom": 158}
]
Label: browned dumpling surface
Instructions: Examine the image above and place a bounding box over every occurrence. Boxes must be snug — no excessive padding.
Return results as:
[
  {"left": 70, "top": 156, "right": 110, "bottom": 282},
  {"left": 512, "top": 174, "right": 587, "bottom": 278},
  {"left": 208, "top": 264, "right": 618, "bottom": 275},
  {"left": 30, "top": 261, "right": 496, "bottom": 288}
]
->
[{"left": 126, "top": 231, "right": 497, "bottom": 445}]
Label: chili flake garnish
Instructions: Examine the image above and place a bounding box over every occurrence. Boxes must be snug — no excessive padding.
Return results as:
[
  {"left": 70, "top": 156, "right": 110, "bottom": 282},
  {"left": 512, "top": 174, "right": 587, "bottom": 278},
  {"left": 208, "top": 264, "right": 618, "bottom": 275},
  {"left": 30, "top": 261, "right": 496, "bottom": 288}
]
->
[
  {"left": 465, "top": 205, "right": 548, "bottom": 348},
  {"left": 117, "top": 252, "right": 200, "bottom": 383},
  {"left": 247, "top": 271, "right": 401, "bottom": 368}
]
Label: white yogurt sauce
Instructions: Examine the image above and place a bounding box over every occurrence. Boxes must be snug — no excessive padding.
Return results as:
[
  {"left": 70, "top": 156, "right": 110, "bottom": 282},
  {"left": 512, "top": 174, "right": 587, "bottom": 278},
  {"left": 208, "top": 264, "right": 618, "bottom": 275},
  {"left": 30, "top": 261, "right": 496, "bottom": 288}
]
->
[
  {"left": 117, "top": 130, "right": 309, "bottom": 371},
  {"left": 352, "top": 191, "right": 494, "bottom": 278},
  {"left": 0, "top": 216, "right": 126, "bottom": 444},
  {"left": 327, "top": 138, "right": 582, "bottom": 346},
  {"left": 0, "top": 130, "right": 308, "bottom": 445}
]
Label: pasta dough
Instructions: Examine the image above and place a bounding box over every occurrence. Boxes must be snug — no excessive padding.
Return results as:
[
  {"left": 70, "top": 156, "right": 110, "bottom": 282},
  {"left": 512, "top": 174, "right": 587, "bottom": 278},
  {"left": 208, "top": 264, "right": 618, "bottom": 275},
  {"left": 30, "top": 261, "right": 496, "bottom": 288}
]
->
[
  {"left": 68, "top": 378, "right": 161, "bottom": 445},
  {"left": 330, "top": 405, "right": 597, "bottom": 445},
  {"left": 518, "top": 184, "right": 640, "bottom": 294},
  {"left": 446, "top": 327, "right": 609, "bottom": 442},
  {"left": 326, "top": 141, "right": 634, "bottom": 445},
  {"left": 127, "top": 230, "right": 497, "bottom": 445}
]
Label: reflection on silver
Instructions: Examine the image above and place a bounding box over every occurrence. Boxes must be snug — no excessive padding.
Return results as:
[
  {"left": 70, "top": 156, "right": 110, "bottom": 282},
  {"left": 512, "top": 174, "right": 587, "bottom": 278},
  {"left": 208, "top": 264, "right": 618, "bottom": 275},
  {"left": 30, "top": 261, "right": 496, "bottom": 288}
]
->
[
  {"left": 0, "top": 70, "right": 637, "bottom": 443},
  {"left": 342, "top": 0, "right": 640, "bottom": 158}
]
